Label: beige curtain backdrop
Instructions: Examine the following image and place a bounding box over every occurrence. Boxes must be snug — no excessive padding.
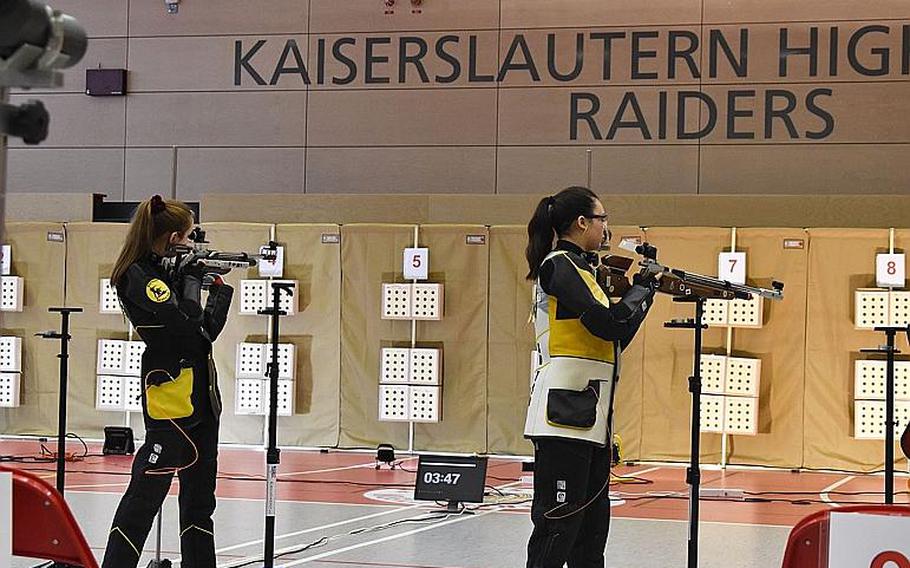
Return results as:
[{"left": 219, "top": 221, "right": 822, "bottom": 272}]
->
[
  {"left": 0, "top": 223, "right": 68, "bottom": 436},
  {"left": 803, "top": 228, "right": 903, "bottom": 471},
  {"left": 487, "top": 225, "right": 534, "bottom": 455},
  {"left": 273, "top": 224, "right": 341, "bottom": 447},
  {"left": 5, "top": 220, "right": 910, "bottom": 471},
  {"left": 338, "top": 224, "right": 490, "bottom": 452},
  {"left": 720, "top": 228, "right": 808, "bottom": 468},
  {"left": 199, "top": 223, "right": 273, "bottom": 445},
  {"left": 608, "top": 226, "right": 648, "bottom": 462},
  {"left": 411, "top": 225, "right": 489, "bottom": 452},
  {"left": 339, "top": 224, "right": 420, "bottom": 449},
  {"left": 63, "top": 223, "right": 131, "bottom": 438},
  {"left": 639, "top": 228, "right": 732, "bottom": 462}
]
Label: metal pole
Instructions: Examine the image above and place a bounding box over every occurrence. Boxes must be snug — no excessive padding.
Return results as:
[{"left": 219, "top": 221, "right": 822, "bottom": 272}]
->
[
  {"left": 886, "top": 328, "right": 896, "bottom": 505},
  {"left": 687, "top": 298, "right": 704, "bottom": 568},
  {"left": 55, "top": 310, "right": 70, "bottom": 496},
  {"left": 261, "top": 281, "right": 290, "bottom": 568},
  {"left": 0, "top": 87, "right": 8, "bottom": 227}
]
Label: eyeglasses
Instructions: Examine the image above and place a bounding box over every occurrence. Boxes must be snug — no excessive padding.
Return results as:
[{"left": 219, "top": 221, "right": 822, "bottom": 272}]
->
[{"left": 586, "top": 214, "right": 608, "bottom": 222}]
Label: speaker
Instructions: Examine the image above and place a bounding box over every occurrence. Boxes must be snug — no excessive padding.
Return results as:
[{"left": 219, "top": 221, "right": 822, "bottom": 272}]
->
[
  {"left": 103, "top": 426, "right": 135, "bottom": 455},
  {"left": 85, "top": 68, "right": 127, "bottom": 96}
]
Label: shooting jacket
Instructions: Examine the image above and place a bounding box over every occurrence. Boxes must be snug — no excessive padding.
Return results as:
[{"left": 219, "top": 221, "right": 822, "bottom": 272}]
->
[
  {"left": 116, "top": 253, "right": 233, "bottom": 430},
  {"left": 524, "top": 240, "right": 655, "bottom": 446}
]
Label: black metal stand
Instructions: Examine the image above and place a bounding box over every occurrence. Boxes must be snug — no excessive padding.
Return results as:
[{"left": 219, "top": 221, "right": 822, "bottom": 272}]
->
[
  {"left": 37, "top": 307, "right": 82, "bottom": 498},
  {"left": 35, "top": 306, "right": 82, "bottom": 568},
  {"left": 665, "top": 296, "right": 707, "bottom": 568},
  {"left": 146, "top": 508, "right": 171, "bottom": 568},
  {"left": 258, "top": 281, "right": 294, "bottom": 568},
  {"left": 861, "top": 326, "right": 904, "bottom": 505}
]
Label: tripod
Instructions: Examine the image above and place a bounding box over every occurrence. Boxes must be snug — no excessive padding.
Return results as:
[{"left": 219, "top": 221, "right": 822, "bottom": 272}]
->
[
  {"left": 258, "top": 281, "right": 294, "bottom": 568},
  {"left": 861, "top": 325, "right": 905, "bottom": 504}
]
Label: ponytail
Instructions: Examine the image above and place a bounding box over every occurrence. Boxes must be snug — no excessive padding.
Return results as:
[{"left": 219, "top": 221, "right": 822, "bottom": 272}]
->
[
  {"left": 110, "top": 195, "right": 194, "bottom": 286},
  {"left": 525, "top": 186, "right": 599, "bottom": 280}
]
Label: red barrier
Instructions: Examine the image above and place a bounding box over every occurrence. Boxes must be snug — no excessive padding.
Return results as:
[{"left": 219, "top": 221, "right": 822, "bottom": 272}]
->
[
  {"left": 0, "top": 466, "right": 98, "bottom": 568},
  {"left": 782, "top": 505, "right": 910, "bottom": 568}
]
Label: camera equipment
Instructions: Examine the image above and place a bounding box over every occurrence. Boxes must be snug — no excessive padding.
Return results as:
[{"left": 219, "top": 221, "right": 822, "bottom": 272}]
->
[
  {"left": 0, "top": 0, "right": 88, "bottom": 144},
  {"left": 2, "top": 0, "right": 87, "bottom": 235}
]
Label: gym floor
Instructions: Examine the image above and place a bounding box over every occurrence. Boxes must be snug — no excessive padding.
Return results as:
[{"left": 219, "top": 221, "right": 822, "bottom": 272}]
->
[{"left": 3, "top": 439, "right": 906, "bottom": 568}]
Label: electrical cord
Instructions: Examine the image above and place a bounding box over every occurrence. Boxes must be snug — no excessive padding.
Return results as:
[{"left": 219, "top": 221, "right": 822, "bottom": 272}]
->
[{"left": 225, "top": 510, "right": 466, "bottom": 568}]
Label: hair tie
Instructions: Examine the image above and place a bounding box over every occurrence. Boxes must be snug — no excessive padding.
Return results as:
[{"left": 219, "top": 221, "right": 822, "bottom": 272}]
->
[{"left": 150, "top": 194, "right": 166, "bottom": 215}]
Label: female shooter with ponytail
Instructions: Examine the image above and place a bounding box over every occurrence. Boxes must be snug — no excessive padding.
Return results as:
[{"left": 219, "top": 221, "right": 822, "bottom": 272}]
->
[
  {"left": 102, "top": 195, "right": 233, "bottom": 568},
  {"left": 524, "top": 187, "right": 657, "bottom": 568}
]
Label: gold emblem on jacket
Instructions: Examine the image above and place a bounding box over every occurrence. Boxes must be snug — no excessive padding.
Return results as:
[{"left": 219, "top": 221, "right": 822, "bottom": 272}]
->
[{"left": 146, "top": 279, "right": 171, "bottom": 303}]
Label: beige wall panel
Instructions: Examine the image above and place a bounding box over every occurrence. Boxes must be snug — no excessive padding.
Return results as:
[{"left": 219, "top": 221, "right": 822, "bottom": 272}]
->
[
  {"left": 699, "top": 145, "right": 910, "bottom": 194},
  {"left": 198, "top": 223, "right": 274, "bottom": 445},
  {"left": 487, "top": 226, "right": 533, "bottom": 455},
  {"left": 704, "top": 23, "right": 910, "bottom": 84},
  {"left": 11, "top": 38, "right": 127, "bottom": 95},
  {"left": 204, "top": 194, "right": 432, "bottom": 224},
  {"left": 501, "top": 0, "right": 701, "bottom": 28},
  {"left": 273, "top": 224, "right": 342, "bottom": 446},
  {"left": 62, "top": 223, "right": 131, "bottom": 437},
  {"left": 497, "top": 28, "right": 703, "bottom": 88},
  {"left": 703, "top": 0, "right": 910, "bottom": 24},
  {"left": 4, "top": 194, "right": 93, "bottom": 222},
  {"left": 306, "top": 147, "right": 495, "bottom": 194},
  {"left": 129, "top": 0, "right": 308, "bottom": 36},
  {"left": 7, "top": 149, "right": 124, "bottom": 194},
  {"left": 338, "top": 224, "right": 417, "bottom": 449},
  {"left": 639, "top": 228, "right": 730, "bottom": 462},
  {"left": 412, "top": 226, "right": 489, "bottom": 452},
  {"left": 803, "top": 229, "right": 893, "bottom": 470},
  {"left": 307, "top": 89, "right": 496, "bottom": 146},
  {"left": 700, "top": 83, "right": 910, "bottom": 144},
  {"left": 177, "top": 148, "right": 305, "bottom": 199},
  {"left": 130, "top": 36, "right": 310, "bottom": 91},
  {"left": 49, "top": 0, "right": 127, "bottom": 37},
  {"left": 309, "top": 0, "right": 499, "bottom": 34},
  {"left": 593, "top": 146, "right": 698, "bottom": 194},
  {"left": 125, "top": 149, "right": 175, "bottom": 201},
  {"left": 126, "top": 92, "right": 306, "bottom": 147},
  {"left": 497, "top": 147, "right": 590, "bottom": 194},
  {"left": 426, "top": 195, "right": 542, "bottom": 225},
  {"left": 7, "top": 94, "right": 124, "bottom": 148},
  {"left": 204, "top": 193, "right": 910, "bottom": 227},
  {"left": 723, "top": 228, "right": 809, "bottom": 468},
  {"left": 497, "top": 146, "right": 699, "bottom": 195},
  {"left": 498, "top": 87, "right": 702, "bottom": 145},
  {"left": 0, "top": 224, "right": 67, "bottom": 436},
  {"left": 309, "top": 32, "right": 500, "bottom": 89}
]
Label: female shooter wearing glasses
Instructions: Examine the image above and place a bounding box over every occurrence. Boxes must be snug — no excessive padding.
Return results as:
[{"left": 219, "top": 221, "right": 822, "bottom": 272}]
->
[{"left": 524, "top": 186, "right": 657, "bottom": 568}]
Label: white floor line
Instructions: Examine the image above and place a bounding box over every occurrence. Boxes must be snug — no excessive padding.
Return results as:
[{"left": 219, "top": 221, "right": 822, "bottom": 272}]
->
[
  {"left": 280, "top": 508, "right": 498, "bottom": 566},
  {"left": 280, "top": 457, "right": 417, "bottom": 477},
  {"left": 621, "top": 466, "right": 662, "bottom": 477},
  {"left": 820, "top": 475, "right": 855, "bottom": 508},
  {"left": 66, "top": 482, "right": 130, "bottom": 490},
  {"left": 215, "top": 480, "right": 521, "bottom": 568},
  {"left": 615, "top": 516, "right": 795, "bottom": 530},
  {"left": 214, "top": 503, "right": 423, "bottom": 555}
]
